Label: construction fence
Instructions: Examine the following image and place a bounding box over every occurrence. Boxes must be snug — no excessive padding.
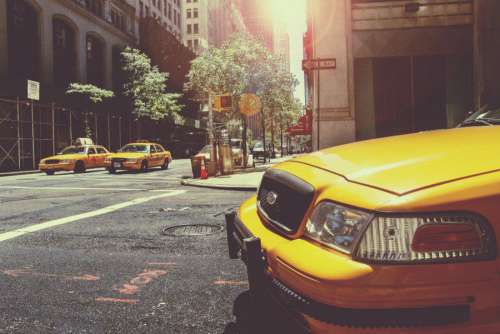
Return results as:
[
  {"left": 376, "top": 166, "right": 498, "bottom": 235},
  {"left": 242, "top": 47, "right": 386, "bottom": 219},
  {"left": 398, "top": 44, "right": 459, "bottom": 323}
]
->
[{"left": 0, "top": 98, "right": 134, "bottom": 172}]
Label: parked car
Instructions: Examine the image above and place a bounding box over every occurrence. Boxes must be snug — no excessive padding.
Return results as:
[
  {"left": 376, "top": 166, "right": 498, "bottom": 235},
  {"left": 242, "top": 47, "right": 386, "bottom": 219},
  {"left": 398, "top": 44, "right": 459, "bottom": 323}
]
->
[
  {"left": 39, "top": 142, "right": 110, "bottom": 175},
  {"left": 105, "top": 141, "right": 172, "bottom": 173},
  {"left": 226, "top": 112, "right": 500, "bottom": 333},
  {"left": 251, "top": 140, "right": 269, "bottom": 161}
]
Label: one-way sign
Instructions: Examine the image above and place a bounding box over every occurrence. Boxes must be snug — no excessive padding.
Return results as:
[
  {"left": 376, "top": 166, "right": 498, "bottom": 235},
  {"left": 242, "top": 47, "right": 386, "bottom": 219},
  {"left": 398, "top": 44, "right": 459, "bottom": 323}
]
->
[{"left": 302, "top": 58, "right": 337, "bottom": 71}]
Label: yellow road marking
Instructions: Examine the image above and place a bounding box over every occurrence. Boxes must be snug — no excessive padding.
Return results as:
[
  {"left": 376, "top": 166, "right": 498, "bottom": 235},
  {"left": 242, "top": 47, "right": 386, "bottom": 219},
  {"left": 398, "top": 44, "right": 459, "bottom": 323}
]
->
[{"left": 0, "top": 190, "right": 186, "bottom": 242}]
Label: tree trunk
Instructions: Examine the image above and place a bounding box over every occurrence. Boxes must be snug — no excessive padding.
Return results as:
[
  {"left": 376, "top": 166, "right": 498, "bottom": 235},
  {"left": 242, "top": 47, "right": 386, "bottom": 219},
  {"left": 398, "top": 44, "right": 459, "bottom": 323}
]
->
[
  {"left": 270, "top": 115, "right": 275, "bottom": 159},
  {"left": 280, "top": 117, "right": 284, "bottom": 157},
  {"left": 242, "top": 115, "right": 248, "bottom": 168},
  {"left": 261, "top": 107, "right": 266, "bottom": 163}
]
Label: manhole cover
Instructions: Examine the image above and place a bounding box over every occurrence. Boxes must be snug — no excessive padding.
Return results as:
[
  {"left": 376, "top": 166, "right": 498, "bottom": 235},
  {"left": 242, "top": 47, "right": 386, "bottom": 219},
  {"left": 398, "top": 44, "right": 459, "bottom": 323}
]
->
[{"left": 162, "top": 224, "right": 224, "bottom": 237}]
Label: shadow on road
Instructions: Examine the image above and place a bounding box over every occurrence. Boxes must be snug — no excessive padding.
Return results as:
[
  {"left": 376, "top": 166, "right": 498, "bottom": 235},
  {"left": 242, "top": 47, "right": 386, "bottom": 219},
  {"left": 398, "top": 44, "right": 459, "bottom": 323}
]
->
[{"left": 222, "top": 291, "right": 309, "bottom": 334}]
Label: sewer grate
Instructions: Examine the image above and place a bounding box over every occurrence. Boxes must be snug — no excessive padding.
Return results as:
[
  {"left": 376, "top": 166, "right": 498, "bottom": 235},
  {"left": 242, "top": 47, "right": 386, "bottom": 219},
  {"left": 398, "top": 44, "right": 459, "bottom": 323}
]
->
[{"left": 161, "top": 224, "right": 224, "bottom": 237}]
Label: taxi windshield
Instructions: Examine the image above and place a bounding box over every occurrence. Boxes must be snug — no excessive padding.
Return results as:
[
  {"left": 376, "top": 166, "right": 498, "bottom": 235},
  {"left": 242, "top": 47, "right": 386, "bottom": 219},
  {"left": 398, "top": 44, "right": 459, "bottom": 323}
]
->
[
  {"left": 119, "top": 144, "right": 149, "bottom": 153},
  {"left": 60, "top": 146, "right": 86, "bottom": 154}
]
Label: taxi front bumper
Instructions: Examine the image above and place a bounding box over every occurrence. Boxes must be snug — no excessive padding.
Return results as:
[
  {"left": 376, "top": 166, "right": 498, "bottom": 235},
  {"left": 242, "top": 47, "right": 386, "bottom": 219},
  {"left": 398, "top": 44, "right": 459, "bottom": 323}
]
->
[
  {"left": 39, "top": 162, "right": 75, "bottom": 172},
  {"left": 225, "top": 211, "right": 500, "bottom": 333},
  {"left": 106, "top": 161, "right": 142, "bottom": 170}
]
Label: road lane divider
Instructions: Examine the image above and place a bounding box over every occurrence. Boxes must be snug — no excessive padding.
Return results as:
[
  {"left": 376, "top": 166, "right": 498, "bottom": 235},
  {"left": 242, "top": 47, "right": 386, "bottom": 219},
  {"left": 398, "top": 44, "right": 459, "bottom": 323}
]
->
[
  {"left": 0, "top": 190, "right": 186, "bottom": 243},
  {"left": 0, "top": 185, "right": 174, "bottom": 192}
]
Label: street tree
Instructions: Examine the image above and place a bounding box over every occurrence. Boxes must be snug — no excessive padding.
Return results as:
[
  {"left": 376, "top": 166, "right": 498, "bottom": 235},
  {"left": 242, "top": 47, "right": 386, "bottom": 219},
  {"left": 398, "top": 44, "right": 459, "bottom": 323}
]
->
[
  {"left": 186, "top": 33, "right": 299, "bottom": 167},
  {"left": 121, "top": 47, "right": 182, "bottom": 128},
  {"left": 66, "top": 83, "right": 114, "bottom": 140}
]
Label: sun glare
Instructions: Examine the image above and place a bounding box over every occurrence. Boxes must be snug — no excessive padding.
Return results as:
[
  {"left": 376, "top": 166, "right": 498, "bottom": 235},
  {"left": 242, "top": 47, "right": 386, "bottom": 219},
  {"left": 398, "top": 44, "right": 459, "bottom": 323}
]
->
[{"left": 269, "top": 0, "right": 306, "bottom": 28}]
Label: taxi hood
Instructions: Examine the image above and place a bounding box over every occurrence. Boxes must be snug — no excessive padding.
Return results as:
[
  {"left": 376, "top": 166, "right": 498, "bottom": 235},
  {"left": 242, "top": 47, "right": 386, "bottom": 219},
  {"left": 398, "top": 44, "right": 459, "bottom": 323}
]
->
[
  {"left": 292, "top": 127, "right": 500, "bottom": 195},
  {"left": 45, "top": 153, "right": 86, "bottom": 160},
  {"left": 109, "top": 152, "right": 146, "bottom": 159}
]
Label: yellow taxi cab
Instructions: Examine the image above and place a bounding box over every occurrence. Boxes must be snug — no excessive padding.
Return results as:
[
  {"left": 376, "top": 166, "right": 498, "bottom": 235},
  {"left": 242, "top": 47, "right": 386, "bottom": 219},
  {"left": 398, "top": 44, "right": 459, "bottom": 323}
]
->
[
  {"left": 226, "top": 110, "right": 500, "bottom": 333},
  {"left": 39, "top": 143, "right": 110, "bottom": 175},
  {"left": 104, "top": 141, "right": 172, "bottom": 173}
]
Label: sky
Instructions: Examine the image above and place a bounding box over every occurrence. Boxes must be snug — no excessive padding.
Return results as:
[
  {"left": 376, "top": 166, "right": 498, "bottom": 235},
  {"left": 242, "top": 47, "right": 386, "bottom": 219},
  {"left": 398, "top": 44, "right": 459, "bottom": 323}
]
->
[{"left": 270, "top": 0, "right": 307, "bottom": 105}]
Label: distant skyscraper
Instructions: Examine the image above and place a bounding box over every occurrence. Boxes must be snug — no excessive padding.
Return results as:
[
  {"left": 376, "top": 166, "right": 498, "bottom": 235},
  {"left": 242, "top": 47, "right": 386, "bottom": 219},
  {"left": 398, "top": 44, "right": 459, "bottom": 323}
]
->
[
  {"left": 235, "top": 0, "right": 274, "bottom": 51},
  {"left": 183, "top": 0, "right": 242, "bottom": 54},
  {"left": 136, "top": 0, "right": 183, "bottom": 42},
  {"left": 274, "top": 21, "right": 291, "bottom": 72}
]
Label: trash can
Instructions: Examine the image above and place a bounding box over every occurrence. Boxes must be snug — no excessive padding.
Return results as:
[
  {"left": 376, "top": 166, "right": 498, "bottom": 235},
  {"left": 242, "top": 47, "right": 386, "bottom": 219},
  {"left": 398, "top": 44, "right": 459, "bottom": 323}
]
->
[{"left": 191, "top": 156, "right": 204, "bottom": 179}]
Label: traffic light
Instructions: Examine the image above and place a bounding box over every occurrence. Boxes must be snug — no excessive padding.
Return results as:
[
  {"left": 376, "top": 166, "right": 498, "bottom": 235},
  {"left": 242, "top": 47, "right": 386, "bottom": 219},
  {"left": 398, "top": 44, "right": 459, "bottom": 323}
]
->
[{"left": 213, "top": 95, "right": 232, "bottom": 112}]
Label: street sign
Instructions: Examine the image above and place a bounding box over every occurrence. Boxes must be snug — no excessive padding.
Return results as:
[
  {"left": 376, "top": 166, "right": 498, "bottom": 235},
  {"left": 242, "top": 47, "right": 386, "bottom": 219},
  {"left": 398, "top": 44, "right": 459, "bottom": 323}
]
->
[
  {"left": 213, "top": 94, "right": 232, "bottom": 112},
  {"left": 239, "top": 93, "right": 261, "bottom": 116},
  {"left": 27, "top": 80, "right": 40, "bottom": 101},
  {"left": 302, "top": 58, "right": 337, "bottom": 71}
]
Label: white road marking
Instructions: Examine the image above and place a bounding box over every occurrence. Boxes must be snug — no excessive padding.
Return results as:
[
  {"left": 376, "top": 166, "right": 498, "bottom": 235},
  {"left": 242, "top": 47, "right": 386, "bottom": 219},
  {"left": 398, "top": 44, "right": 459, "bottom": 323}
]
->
[
  {"left": 0, "top": 190, "right": 186, "bottom": 243},
  {"left": 0, "top": 186, "right": 171, "bottom": 192}
]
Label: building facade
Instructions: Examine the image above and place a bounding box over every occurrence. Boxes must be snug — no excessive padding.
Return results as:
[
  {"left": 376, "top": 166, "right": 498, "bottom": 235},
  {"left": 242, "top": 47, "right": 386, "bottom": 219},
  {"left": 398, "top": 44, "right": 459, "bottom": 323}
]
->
[
  {"left": 304, "top": 0, "right": 500, "bottom": 150},
  {"left": 182, "top": 0, "right": 241, "bottom": 54},
  {"left": 0, "top": 0, "right": 139, "bottom": 101},
  {"left": 136, "top": 0, "right": 183, "bottom": 41}
]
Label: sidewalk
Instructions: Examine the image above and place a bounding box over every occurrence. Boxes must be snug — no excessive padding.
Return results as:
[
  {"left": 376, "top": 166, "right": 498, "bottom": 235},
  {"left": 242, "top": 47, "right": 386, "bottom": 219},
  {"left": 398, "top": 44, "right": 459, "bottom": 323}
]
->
[{"left": 181, "top": 156, "right": 293, "bottom": 191}]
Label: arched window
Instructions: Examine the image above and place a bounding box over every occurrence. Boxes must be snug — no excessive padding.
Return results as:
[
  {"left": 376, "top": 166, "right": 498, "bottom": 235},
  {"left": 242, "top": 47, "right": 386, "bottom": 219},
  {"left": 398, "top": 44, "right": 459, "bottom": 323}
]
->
[
  {"left": 7, "top": 0, "right": 40, "bottom": 83},
  {"left": 86, "top": 34, "right": 105, "bottom": 86},
  {"left": 53, "top": 17, "right": 77, "bottom": 88}
]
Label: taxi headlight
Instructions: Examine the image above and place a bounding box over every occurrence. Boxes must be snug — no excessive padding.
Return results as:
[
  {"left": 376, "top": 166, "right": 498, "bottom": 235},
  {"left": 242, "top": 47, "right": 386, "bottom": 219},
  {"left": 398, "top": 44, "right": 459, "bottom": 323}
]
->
[
  {"left": 305, "top": 201, "right": 373, "bottom": 254},
  {"left": 104, "top": 158, "right": 111, "bottom": 163}
]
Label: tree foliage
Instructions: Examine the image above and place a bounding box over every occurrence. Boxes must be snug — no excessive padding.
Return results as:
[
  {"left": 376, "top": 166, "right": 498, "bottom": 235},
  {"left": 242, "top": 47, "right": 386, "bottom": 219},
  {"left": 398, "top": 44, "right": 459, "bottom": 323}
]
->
[
  {"left": 121, "top": 47, "right": 182, "bottom": 122},
  {"left": 186, "top": 33, "right": 302, "bottom": 164},
  {"left": 66, "top": 83, "right": 114, "bottom": 104},
  {"left": 66, "top": 83, "right": 114, "bottom": 140}
]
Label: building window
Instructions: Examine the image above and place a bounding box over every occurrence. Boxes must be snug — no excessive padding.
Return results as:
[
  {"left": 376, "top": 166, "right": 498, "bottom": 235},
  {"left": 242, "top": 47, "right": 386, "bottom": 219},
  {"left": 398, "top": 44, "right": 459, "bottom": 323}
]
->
[
  {"left": 139, "top": 1, "right": 144, "bottom": 17},
  {"left": 193, "top": 23, "right": 198, "bottom": 34},
  {"left": 193, "top": 8, "right": 198, "bottom": 18},
  {"left": 194, "top": 39, "right": 198, "bottom": 50},
  {"left": 7, "top": 0, "right": 40, "bottom": 83},
  {"left": 110, "top": 8, "right": 126, "bottom": 31},
  {"left": 164, "top": 0, "right": 167, "bottom": 15},
  {"left": 84, "top": 0, "right": 104, "bottom": 17},
  {"left": 187, "top": 40, "right": 192, "bottom": 49},
  {"left": 53, "top": 18, "right": 77, "bottom": 88},
  {"left": 167, "top": 4, "right": 172, "bottom": 19},
  {"left": 187, "top": 24, "right": 192, "bottom": 34},
  {"left": 146, "top": 6, "right": 150, "bottom": 17},
  {"left": 177, "top": 12, "right": 180, "bottom": 27},
  {"left": 86, "top": 34, "right": 105, "bottom": 86},
  {"left": 153, "top": 0, "right": 157, "bottom": 8},
  {"left": 187, "top": 8, "right": 191, "bottom": 18}
]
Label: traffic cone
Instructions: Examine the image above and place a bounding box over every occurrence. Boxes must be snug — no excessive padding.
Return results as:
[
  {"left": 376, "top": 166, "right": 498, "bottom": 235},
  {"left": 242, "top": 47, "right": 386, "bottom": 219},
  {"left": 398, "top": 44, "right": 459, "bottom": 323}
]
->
[{"left": 200, "top": 158, "right": 209, "bottom": 179}]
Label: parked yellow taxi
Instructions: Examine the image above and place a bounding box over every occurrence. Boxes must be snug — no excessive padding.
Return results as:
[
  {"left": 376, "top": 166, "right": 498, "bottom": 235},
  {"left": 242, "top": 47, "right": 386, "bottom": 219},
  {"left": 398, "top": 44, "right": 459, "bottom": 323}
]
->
[
  {"left": 105, "top": 141, "right": 172, "bottom": 173},
  {"left": 226, "top": 112, "right": 500, "bottom": 333},
  {"left": 39, "top": 144, "right": 110, "bottom": 175}
]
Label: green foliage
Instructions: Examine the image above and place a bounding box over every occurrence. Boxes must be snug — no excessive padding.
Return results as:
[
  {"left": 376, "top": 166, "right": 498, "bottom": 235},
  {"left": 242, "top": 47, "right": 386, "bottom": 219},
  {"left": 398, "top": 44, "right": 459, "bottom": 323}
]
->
[
  {"left": 121, "top": 47, "right": 182, "bottom": 121},
  {"left": 66, "top": 83, "right": 114, "bottom": 104},
  {"left": 186, "top": 33, "right": 302, "bottom": 162}
]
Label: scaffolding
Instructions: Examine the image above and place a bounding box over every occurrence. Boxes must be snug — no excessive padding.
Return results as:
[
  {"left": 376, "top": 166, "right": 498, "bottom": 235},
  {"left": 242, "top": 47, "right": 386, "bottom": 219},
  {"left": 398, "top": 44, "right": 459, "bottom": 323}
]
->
[{"left": 0, "top": 98, "right": 129, "bottom": 172}]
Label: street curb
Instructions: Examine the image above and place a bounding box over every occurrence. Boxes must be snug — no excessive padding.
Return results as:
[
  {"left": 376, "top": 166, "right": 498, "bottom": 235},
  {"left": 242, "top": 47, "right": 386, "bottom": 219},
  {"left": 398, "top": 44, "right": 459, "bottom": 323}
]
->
[
  {"left": 180, "top": 180, "right": 257, "bottom": 191},
  {"left": 0, "top": 170, "right": 40, "bottom": 177}
]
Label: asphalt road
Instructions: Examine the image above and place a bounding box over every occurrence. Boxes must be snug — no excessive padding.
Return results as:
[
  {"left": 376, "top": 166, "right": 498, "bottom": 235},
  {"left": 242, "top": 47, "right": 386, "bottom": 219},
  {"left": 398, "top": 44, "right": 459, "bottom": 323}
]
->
[{"left": 0, "top": 159, "right": 255, "bottom": 334}]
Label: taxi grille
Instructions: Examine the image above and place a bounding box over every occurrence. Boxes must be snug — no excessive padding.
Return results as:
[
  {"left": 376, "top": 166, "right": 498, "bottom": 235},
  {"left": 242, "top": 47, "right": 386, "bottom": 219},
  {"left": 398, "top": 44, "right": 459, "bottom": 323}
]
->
[
  {"left": 112, "top": 158, "right": 127, "bottom": 163},
  {"left": 45, "top": 159, "right": 60, "bottom": 164},
  {"left": 257, "top": 169, "right": 315, "bottom": 233}
]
